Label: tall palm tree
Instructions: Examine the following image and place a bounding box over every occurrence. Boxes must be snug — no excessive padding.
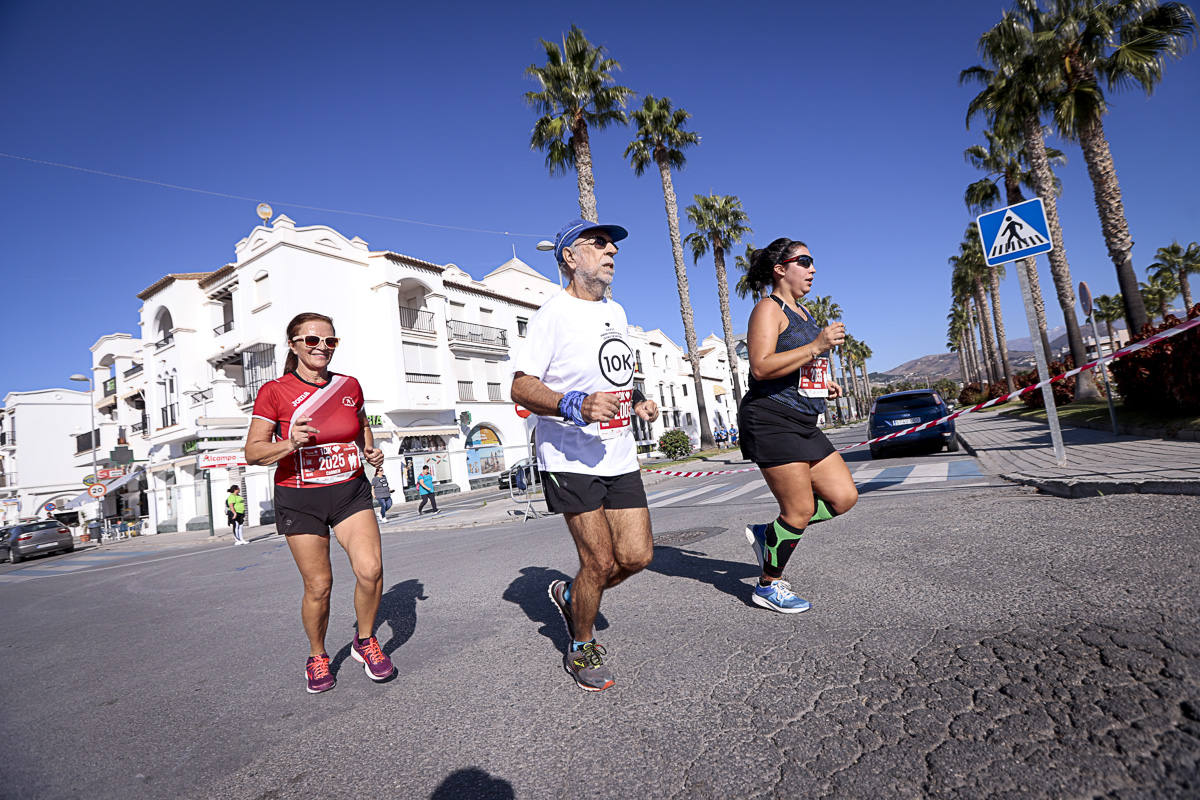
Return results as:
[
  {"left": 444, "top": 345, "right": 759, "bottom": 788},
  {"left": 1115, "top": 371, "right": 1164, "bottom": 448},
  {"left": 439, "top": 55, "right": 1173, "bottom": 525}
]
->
[
  {"left": 951, "top": 238, "right": 1003, "bottom": 384},
  {"left": 1151, "top": 240, "right": 1200, "bottom": 311},
  {"left": 684, "top": 194, "right": 753, "bottom": 402},
  {"left": 963, "top": 127, "right": 1066, "bottom": 359},
  {"left": 1032, "top": 0, "right": 1195, "bottom": 335},
  {"left": 525, "top": 25, "right": 633, "bottom": 222},
  {"left": 1094, "top": 292, "right": 1125, "bottom": 351},
  {"left": 963, "top": 8, "right": 1102, "bottom": 400},
  {"left": 1140, "top": 269, "right": 1179, "bottom": 322},
  {"left": 733, "top": 243, "right": 762, "bottom": 301},
  {"left": 623, "top": 95, "right": 713, "bottom": 448},
  {"left": 948, "top": 303, "right": 981, "bottom": 385},
  {"left": 854, "top": 338, "right": 874, "bottom": 413}
]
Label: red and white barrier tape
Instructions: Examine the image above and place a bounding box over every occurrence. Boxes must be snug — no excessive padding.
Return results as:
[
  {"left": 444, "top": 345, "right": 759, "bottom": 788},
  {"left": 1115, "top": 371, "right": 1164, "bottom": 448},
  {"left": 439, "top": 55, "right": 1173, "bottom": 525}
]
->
[
  {"left": 641, "top": 315, "right": 1200, "bottom": 475},
  {"left": 836, "top": 315, "right": 1200, "bottom": 453}
]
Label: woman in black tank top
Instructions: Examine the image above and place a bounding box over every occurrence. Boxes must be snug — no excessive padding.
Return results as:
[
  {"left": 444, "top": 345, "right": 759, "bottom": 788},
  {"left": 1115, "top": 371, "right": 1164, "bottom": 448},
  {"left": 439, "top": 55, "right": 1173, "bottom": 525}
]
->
[{"left": 735, "top": 238, "right": 860, "bottom": 614}]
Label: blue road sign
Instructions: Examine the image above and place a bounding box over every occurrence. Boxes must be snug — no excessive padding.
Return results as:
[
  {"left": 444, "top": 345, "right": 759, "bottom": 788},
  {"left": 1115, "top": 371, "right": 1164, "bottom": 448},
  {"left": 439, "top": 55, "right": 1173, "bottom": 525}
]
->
[{"left": 976, "top": 198, "right": 1054, "bottom": 267}]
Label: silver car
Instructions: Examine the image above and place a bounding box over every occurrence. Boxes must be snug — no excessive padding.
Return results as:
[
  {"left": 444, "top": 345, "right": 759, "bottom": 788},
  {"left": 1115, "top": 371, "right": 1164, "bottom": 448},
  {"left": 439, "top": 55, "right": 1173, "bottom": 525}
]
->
[{"left": 4, "top": 520, "right": 74, "bottom": 563}]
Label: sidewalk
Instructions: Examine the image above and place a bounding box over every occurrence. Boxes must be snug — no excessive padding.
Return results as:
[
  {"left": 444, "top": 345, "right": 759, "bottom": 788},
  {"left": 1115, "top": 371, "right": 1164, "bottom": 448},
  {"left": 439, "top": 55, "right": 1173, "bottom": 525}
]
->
[{"left": 956, "top": 412, "right": 1200, "bottom": 498}]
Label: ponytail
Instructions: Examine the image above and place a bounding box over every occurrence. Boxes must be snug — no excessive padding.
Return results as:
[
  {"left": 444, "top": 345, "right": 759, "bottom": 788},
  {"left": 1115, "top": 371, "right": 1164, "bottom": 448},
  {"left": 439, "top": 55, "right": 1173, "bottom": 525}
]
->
[{"left": 746, "top": 238, "right": 809, "bottom": 294}]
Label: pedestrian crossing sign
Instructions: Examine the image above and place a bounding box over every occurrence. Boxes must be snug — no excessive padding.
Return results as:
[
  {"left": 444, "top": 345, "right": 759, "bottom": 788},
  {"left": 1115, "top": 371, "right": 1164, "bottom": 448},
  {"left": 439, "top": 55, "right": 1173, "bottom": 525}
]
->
[{"left": 975, "top": 197, "right": 1054, "bottom": 267}]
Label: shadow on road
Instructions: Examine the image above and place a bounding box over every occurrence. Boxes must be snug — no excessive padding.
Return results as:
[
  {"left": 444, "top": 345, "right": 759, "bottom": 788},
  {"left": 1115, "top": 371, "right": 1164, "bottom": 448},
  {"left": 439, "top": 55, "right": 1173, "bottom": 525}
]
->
[
  {"left": 431, "top": 767, "right": 514, "bottom": 799},
  {"left": 330, "top": 578, "right": 427, "bottom": 677},
  {"left": 646, "top": 544, "right": 760, "bottom": 607},
  {"left": 502, "top": 566, "right": 608, "bottom": 653}
]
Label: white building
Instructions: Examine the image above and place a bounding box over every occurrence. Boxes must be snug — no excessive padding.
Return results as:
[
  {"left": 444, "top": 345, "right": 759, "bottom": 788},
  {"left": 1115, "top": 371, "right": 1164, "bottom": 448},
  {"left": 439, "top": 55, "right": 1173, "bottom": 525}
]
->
[
  {"left": 129, "top": 215, "right": 560, "bottom": 533},
  {"left": 0, "top": 389, "right": 93, "bottom": 525}
]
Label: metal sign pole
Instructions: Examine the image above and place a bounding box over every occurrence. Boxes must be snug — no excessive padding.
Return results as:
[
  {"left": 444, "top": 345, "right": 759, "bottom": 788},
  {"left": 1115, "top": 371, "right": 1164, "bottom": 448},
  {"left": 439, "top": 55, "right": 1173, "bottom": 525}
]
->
[
  {"left": 1013, "top": 257, "right": 1067, "bottom": 466},
  {"left": 1088, "top": 313, "right": 1120, "bottom": 435}
]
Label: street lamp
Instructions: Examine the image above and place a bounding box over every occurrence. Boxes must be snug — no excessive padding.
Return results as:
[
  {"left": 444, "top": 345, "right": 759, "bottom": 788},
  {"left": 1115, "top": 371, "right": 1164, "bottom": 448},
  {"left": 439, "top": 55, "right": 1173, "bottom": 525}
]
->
[
  {"left": 536, "top": 239, "right": 562, "bottom": 288},
  {"left": 69, "top": 374, "right": 101, "bottom": 529}
]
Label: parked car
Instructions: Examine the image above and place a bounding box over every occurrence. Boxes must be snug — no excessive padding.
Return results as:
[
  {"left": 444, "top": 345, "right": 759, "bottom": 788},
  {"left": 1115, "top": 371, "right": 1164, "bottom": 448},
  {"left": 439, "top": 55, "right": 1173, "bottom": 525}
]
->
[
  {"left": 3, "top": 519, "right": 74, "bottom": 563},
  {"left": 868, "top": 389, "right": 958, "bottom": 459},
  {"left": 498, "top": 458, "right": 537, "bottom": 491}
]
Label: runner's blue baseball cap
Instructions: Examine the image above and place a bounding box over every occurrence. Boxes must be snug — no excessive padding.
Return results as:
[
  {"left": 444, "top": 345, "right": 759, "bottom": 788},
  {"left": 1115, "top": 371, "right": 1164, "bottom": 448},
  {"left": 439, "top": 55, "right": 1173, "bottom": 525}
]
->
[{"left": 553, "top": 218, "right": 628, "bottom": 264}]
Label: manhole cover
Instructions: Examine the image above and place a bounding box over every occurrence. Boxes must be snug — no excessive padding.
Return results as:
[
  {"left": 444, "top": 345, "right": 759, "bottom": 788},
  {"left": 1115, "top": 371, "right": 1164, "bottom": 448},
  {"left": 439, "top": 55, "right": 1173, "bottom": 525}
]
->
[{"left": 653, "top": 526, "right": 726, "bottom": 547}]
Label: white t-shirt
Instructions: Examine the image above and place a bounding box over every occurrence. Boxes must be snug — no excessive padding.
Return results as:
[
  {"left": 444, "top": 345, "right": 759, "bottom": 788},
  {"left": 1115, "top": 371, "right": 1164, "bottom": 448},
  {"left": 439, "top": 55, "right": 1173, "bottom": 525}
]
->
[{"left": 510, "top": 291, "right": 639, "bottom": 476}]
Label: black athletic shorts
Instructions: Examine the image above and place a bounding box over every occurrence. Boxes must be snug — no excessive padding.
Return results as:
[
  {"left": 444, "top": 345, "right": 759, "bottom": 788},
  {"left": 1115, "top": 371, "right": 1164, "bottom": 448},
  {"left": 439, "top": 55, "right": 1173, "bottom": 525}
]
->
[
  {"left": 540, "top": 470, "right": 648, "bottom": 514},
  {"left": 274, "top": 475, "right": 374, "bottom": 535},
  {"left": 738, "top": 395, "right": 835, "bottom": 468}
]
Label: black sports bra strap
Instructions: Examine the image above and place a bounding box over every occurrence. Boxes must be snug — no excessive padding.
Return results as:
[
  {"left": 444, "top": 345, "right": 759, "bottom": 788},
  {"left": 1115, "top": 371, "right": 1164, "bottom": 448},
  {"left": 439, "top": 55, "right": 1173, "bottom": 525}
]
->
[{"left": 768, "top": 295, "right": 785, "bottom": 309}]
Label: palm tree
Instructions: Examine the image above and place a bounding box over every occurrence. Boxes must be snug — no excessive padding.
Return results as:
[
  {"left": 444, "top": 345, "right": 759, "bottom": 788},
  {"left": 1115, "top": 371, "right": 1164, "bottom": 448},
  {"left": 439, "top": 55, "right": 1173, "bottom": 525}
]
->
[
  {"left": 854, "top": 338, "right": 874, "bottom": 414},
  {"left": 1094, "top": 292, "right": 1125, "bottom": 351},
  {"left": 950, "top": 237, "right": 1003, "bottom": 385},
  {"left": 1151, "top": 240, "right": 1200, "bottom": 311},
  {"left": 964, "top": 127, "right": 1066, "bottom": 359},
  {"left": 733, "top": 243, "right": 762, "bottom": 301},
  {"left": 1032, "top": 0, "right": 1196, "bottom": 335},
  {"left": 623, "top": 95, "right": 713, "bottom": 448},
  {"left": 963, "top": 8, "right": 1102, "bottom": 400},
  {"left": 525, "top": 25, "right": 633, "bottom": 222},
  {"left": 948, "top": 304, "right": 980, "bottom": 385},
  {"left": 1140, "top": 269, "right": 1179, "bottom": 322},
  {"left": 684, "top": 194, "right": 753, "bottom": 402}
]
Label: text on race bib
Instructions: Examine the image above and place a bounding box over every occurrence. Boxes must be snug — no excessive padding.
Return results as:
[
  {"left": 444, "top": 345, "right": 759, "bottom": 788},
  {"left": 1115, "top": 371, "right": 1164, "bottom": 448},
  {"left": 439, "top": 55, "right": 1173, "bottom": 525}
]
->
[
  {"left": 298, "top": 442, "right": 362, "bottom": 484},
  {"left": 798, "top": 357, "right": 829, "bottom": 398},
  {"left": 599, "top": 389, "right": 633, "bottom": 440}
]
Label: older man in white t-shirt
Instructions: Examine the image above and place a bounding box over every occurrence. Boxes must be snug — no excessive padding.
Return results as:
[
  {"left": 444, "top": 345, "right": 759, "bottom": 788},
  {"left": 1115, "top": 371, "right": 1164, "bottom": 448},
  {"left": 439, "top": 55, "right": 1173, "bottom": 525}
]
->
[{"left": 510, "top": 217, "right": 660, "bottom": 693}]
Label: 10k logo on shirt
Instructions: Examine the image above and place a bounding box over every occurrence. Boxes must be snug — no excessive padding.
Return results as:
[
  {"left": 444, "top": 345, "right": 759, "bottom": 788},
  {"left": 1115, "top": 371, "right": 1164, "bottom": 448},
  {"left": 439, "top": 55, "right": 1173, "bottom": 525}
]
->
[{"left": 598, "top": 337, "right": 634, "bottom": 387}]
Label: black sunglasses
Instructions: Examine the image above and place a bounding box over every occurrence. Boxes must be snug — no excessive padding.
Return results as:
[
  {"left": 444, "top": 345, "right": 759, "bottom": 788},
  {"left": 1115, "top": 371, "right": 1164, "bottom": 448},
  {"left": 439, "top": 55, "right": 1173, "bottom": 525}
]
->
[
  {"left": 779, "top": 254, "right": 814, "bottom": 268},
  {"left": 291, "top": 335, "right": 340, "bottom": 349}
]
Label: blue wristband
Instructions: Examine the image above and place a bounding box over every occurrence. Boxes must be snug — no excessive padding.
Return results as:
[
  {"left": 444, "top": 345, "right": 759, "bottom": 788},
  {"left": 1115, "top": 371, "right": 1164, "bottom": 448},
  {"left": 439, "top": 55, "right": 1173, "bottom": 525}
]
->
[{"left": 558, "top": 391, "right": 589, "bottom": 427}]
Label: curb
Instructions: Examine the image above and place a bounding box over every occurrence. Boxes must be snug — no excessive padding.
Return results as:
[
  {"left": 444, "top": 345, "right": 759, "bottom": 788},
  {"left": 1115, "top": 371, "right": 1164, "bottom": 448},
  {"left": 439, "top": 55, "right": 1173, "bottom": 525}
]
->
[{"left": 998, "top": 474, "right": 1200, "bottom": 499}]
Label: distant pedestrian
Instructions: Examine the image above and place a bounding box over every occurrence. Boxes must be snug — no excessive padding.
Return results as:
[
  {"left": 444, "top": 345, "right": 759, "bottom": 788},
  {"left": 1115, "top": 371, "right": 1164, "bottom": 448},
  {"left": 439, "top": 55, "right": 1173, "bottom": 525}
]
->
[
  {"left": 371, "top": 470, "right": 394, "bottom": 521},
  {"left": 417, "top": 465, "right": 438, "bottom": 514},
  {"left": 226, "top": 486, "right": 246, "bottom": 545},
  {"left": 738, "top": 238, "right": 859, "bottom": 613}
]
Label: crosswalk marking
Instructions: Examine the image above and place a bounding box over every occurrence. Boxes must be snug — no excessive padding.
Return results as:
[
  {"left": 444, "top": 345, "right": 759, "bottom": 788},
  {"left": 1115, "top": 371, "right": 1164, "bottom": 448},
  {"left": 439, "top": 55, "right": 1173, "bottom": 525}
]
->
[{"left": 648, "top": 460, "right": 986, "bottom": 508}]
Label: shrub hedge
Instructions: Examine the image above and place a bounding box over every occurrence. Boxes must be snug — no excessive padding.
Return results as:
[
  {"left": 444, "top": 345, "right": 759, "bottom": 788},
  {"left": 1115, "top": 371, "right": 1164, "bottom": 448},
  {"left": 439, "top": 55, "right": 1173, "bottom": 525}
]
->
[{"left": 1109, "top": 304, "right": 1200, "bottom": 415}]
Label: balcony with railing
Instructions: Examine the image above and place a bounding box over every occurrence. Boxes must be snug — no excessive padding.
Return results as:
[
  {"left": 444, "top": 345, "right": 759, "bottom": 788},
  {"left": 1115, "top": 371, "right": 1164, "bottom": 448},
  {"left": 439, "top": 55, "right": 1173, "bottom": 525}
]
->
[
  {"left": 103, "top": 377, "right": 117, "bottom": 397},
  {"left": 123, "top": 363, "right": 143, "bottom": 379},
  {"left": 406, "top": 372, "right": 440, "bottom": 384},
  {"left": 399, "top": 306, "right": 436, "bottom": 334},
  {"left": 131, "top": 415, "right": 149, "bottom": 437},
  {"left": 447, "top": 320, "right": 508, "bottom": 351},
  {"left": 214, "top": 320, "right": 235, "bottom": 335},
  {"left": 487, "top": 383, "right": 503, "bottom": 402},
  {"left": 457, "top": 381, "right": 476, "bottom": 402},
  {"left": 155, "top": 335, "right": 175, "bottom": 350}
]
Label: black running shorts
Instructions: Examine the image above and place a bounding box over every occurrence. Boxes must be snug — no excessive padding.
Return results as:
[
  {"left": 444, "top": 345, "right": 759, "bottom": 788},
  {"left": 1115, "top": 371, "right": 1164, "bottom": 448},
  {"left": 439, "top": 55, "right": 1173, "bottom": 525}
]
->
[
  {"left": 738, "top": 395, "right": 836, "bottom": 468},
  {"left": 274, "top": 475, "right": 374, "bottom": 535},
  {"left": 540, "top": 470, "right": 648, "bottom": 514}
]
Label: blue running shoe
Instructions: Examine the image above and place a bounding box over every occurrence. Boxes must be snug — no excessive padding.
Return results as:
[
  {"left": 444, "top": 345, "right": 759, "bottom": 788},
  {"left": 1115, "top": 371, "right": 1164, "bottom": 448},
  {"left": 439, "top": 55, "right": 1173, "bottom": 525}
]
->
[
  {"left": 744, "top": 523, "right": 768, "bottom": 569},
  {"left": 752, "top": 579, "right": 811, "bottom": 614}
]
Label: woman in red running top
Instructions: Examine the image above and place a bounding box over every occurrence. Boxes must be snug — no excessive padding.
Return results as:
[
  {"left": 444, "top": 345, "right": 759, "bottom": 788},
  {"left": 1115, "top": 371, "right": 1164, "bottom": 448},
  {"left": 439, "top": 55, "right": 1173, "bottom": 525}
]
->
[{"left": 244, "top": 312, "right": 395, "bottom": 693}]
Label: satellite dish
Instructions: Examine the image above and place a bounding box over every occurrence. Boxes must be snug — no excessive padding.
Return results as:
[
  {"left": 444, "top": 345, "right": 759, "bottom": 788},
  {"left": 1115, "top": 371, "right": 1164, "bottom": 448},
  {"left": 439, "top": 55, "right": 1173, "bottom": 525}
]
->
[{"left": 256, "top": 203, "right": 273, "bottom": 223}]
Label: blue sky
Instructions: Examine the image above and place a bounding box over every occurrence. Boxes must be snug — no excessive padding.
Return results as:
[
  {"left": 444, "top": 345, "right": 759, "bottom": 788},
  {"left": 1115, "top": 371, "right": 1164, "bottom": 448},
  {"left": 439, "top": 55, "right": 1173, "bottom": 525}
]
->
[{"left": 3, "top": 0, "right": 1197, "bottom": 395}]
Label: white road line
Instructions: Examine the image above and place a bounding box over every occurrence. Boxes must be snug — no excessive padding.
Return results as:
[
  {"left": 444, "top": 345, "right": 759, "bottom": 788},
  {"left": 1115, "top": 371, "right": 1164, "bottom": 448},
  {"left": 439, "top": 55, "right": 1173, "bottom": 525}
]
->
[
  {"left": 698, "top": 481, "right": 767, "bottom": 505},
  {"left": 653, "top": 482, "right": 730, "bottom": 507},
  {"left": 850, "top": 466, "right": 886, "bottom": 483}
]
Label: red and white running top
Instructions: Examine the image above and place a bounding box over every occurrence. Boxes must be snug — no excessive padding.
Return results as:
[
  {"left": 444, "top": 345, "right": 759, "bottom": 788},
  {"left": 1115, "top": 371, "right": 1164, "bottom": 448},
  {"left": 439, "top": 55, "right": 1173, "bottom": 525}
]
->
[{"left": 251, "top": 372, "right": 366, "bottom": 488}]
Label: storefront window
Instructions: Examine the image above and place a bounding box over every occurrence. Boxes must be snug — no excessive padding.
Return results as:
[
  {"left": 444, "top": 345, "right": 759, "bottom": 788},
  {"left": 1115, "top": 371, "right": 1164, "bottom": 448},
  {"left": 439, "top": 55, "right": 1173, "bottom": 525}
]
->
[{"left": 399, "top": 435, "right": 450, "bottom": 488}]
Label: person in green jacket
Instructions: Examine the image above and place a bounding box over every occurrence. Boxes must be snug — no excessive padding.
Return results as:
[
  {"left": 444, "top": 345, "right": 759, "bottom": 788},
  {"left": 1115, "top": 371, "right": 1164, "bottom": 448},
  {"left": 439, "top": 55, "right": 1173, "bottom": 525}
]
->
[{"left": 226, "top": 486, "right": 247, "bottom": 545}]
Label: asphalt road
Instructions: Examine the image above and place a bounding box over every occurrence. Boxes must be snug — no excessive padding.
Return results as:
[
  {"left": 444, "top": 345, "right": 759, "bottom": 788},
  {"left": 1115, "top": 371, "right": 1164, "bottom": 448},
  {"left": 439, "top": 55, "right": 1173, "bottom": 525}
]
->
[{"left": 2, "top": 428, "right": 1197, "bottom": 799}]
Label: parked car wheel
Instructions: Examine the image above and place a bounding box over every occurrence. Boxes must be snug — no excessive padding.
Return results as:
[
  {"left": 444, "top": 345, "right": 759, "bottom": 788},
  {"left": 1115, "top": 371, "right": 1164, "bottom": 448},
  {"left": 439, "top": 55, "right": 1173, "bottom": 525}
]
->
[
  {"left": 64, "top": 542, "right": 75, "bottom": 553},
  {"left": 869, "top": 445, "right": 883, "bottom": 459},
  {"left": 10, "top": 548, "right": 21, "bottom": 564},
  {"left": 945, "top": 437, "right": 960, "bottom": 452}
]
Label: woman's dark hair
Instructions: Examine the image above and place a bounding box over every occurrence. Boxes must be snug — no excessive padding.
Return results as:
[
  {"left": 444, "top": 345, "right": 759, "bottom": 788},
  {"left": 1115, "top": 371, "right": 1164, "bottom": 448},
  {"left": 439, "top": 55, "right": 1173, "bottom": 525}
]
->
[
  {"left": 746, "top": 238, "right": 809, "bottom": 294},
  {"left": 283, "top": 312, "right": 335, "bottom": 373},
  {"left": 228, "top": 485, "right": 240, "bottom": 493}
]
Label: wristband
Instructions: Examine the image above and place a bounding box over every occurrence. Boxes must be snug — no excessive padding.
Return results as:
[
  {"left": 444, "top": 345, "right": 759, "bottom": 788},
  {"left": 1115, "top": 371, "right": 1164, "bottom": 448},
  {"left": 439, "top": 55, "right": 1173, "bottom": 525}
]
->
[
  {"left": 557, "top": 391, "right": 589, "bottom": 427},
  {"left": 632, "top": 388, "right": 646, "bottom": 406}
]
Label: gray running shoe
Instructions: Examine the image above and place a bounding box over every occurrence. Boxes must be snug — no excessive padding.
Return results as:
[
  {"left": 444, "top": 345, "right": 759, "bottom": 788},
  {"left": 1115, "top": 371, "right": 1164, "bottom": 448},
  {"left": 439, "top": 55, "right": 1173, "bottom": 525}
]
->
[
  {"left": 563, "top": 642, "right": 614, "bottom": 692},
  {"left": 547, "top": 579, "right": 575, "bottom": 641}
]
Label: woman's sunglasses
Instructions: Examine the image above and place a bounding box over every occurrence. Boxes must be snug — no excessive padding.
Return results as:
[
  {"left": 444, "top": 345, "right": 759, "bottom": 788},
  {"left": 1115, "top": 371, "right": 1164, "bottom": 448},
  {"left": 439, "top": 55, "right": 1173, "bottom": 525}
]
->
[
  {"left": 291, "top": 335, "right": 340, "bottom": 349},
  {"left": 779, "top": 254, "right": 814, "bottom": 268}
]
